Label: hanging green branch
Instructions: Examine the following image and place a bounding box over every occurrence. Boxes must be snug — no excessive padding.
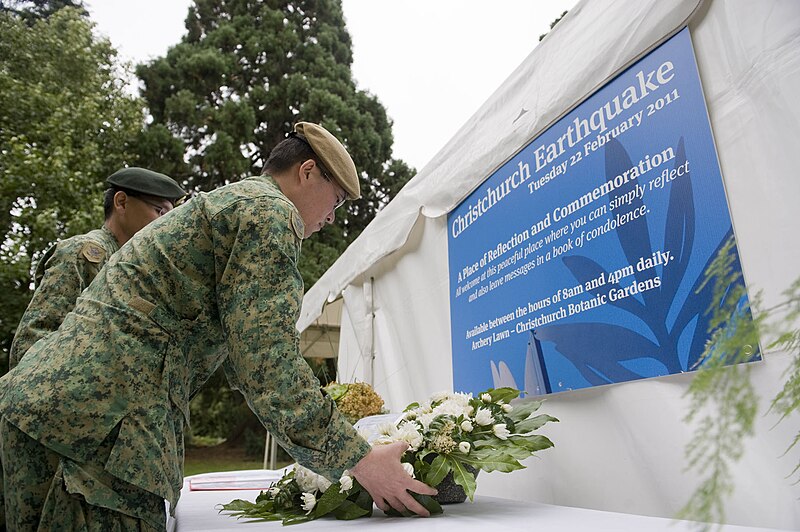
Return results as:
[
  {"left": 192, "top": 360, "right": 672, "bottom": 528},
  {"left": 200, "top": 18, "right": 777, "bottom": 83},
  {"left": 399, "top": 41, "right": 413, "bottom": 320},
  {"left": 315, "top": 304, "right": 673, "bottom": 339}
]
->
[{"left": 680, "top": 236, "right": 800, "bottom": 527}]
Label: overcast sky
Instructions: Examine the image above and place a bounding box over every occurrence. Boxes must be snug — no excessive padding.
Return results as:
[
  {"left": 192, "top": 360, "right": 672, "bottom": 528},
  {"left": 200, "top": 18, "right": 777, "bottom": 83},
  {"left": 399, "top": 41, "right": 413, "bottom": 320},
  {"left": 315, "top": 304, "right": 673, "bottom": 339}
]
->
[{"left": 86, "top": 0, "right": 576, "bottom": 171}]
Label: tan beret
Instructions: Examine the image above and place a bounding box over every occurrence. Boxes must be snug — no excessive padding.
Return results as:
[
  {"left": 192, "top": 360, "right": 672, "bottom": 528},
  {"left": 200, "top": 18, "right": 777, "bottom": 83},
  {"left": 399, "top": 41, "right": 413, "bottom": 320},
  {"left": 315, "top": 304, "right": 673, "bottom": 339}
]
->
[{"left": 294, "top": 122, "right": 360, "bottom": 200}]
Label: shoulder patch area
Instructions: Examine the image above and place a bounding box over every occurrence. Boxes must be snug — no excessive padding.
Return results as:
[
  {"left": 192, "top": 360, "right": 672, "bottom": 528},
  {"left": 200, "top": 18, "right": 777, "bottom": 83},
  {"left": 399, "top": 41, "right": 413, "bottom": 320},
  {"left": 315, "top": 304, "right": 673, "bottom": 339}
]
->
[
  {"left": 290, "top": 211, "right": 305, "bottom": 240},
  {"left": 80, "top": 242, "right": 106, "bottom": 263}
]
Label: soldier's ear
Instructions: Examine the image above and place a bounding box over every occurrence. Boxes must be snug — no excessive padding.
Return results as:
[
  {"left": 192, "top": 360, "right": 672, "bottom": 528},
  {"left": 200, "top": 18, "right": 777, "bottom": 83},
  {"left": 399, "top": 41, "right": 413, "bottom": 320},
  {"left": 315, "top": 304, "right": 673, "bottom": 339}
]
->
[
  {"left": 113, "top": 191, "right": 129, "bottom": 212},
  {"left": 298, "top": 159, "right": 316, "bottom": 181}
]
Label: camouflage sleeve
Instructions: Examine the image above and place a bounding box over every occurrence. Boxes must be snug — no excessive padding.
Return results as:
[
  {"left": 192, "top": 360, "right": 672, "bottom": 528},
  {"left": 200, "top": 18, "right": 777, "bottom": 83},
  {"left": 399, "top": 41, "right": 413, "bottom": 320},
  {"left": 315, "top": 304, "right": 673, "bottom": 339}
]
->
[
  {"left": 214, "top": 197, "right": 370, "bottom": 480},
  {"left": 9, "top": 239, "right": 103, "bottom": 369}
]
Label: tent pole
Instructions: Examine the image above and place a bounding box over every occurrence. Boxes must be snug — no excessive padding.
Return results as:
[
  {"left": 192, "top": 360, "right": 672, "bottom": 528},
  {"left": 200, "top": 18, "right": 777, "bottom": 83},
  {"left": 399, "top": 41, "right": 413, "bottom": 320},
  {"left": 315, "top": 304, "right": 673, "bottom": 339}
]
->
[{"left": 366, "top": 277, "right": 375, "bottom": 386}]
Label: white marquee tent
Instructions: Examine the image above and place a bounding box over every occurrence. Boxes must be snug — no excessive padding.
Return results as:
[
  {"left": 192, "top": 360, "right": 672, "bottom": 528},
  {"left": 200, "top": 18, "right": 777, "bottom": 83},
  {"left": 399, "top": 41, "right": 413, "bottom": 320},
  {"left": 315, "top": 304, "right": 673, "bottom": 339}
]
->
[{"left": 298, "top": 0, "right": 800, "bottom": 528}]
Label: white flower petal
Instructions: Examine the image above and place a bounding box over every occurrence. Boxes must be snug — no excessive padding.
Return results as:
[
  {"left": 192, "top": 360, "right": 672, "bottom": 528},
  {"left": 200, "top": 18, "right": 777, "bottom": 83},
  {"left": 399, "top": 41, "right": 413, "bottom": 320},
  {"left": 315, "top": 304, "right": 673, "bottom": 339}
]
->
[
  {"left": 316, "top": 475, "right": 332, "bottom": 493},
  {"left": 475, "top": 408, "right": 494, "bottom": 426},
  {"left": 339, "top": 474, "right": 353, "bottom": 493},
  {"left": 301, "top": 492, "right": 317, "bottom": 513},
  {"left": 493, "top": 423, "right": 511, "bottom": 440}
]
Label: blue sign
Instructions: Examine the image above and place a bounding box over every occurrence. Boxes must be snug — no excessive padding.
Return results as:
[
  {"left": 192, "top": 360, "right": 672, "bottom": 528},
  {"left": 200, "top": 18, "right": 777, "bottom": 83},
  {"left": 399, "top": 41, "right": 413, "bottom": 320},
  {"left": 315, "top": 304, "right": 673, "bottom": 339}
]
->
[{"left": 447, "top": 28, "right": 757, "bottom": 396}]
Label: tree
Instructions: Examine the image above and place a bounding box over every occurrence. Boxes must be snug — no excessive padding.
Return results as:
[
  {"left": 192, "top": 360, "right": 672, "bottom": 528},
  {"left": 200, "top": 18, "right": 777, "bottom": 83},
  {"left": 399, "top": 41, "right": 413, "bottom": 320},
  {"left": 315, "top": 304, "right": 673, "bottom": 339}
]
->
[
  {"left": 0, "top": 8, "right": 144, "bottom": 373},
  {"left": 0, "top": 0, "right": 86, "bottom": 22},
  {"left": 136, "top": 0, "right": 414, "bottom": 445},
  {"left": 135, "top": 0, "right": 414, "bottom": 289}
]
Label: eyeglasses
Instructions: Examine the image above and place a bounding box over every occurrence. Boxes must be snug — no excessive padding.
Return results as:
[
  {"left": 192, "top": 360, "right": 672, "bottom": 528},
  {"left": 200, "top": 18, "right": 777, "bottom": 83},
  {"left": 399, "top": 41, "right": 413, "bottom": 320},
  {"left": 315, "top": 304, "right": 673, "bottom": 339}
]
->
[
  {"left": 134, "top": 196, "right": 171, "bottom": 217},
  {"left": 319, "top": 167, "right": 346, "bottom": 211}
]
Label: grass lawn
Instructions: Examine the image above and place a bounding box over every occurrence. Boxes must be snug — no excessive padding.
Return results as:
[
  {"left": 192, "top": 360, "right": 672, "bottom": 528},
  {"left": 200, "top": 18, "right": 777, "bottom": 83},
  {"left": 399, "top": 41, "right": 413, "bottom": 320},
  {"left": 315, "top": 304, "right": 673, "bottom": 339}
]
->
[
  {"left": 184, "top": 443, "right": 292, "bottom": 477},
  {"left": 184, "top": 456, "right": 267, "bottom": 477}
]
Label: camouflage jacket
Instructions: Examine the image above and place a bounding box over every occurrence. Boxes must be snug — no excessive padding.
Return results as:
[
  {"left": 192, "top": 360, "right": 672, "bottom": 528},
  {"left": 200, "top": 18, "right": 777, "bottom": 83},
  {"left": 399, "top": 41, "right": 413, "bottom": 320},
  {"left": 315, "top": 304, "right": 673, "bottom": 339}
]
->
[
  {"left": 9, "top": 225, "right": 119, "bottom": 369},
  {"left": 0, "top": 176, "right": 371, "bottom": 507}
]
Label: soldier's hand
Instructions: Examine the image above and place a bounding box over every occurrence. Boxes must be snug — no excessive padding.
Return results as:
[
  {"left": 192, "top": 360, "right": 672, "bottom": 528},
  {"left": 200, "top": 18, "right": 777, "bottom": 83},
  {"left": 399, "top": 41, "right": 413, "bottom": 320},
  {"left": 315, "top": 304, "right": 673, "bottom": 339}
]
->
[{"left": 349, "top": 441, "right": 438, "bottom": 516}]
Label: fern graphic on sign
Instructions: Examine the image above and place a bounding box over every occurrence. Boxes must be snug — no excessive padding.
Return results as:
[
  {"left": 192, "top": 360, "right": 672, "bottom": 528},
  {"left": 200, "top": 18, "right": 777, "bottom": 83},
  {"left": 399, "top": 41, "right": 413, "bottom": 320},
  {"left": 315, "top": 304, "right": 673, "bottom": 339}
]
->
[{"left": 492, "top": 137, "right": 757, "bottom": 394}]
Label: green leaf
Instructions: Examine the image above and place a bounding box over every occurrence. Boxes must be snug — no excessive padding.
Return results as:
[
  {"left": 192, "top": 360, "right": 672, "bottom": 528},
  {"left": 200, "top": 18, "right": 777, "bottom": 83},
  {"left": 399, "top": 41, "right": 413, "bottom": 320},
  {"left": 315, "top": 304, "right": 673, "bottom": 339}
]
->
[
  {"left": 488, "top": 387, "right": 522, "bottom": 404},
  {"left": 282, "top": 514, "right": 314, "bottom": 525},
  {"left": 382, "top": 492, "right": 443, "bottom": 517},
  {"left": 322, "top": 382, "right": 349, "bottom": 401},
  {"left": 332, "top": 500, "right": 372, "bottom": 520},
  {"left": 457, "top": 451, "right": 523, "bottom": 473},
  {"left": 311, "top": 484, "right": 349, "bottom": 517},
  {"left": 507, "top": 400, "right": 544, "bottom": 422},
  {"left": 509, "top": 434, "right": 555, "bottom": 452},
  {"left": 352, "top": 489, "right": 374, "bottom": 513},
  {"left": 514, "top": 414, "right": 559, "bottom": 433},
  {"left": 404, "top": 401, "right": 421, "bottom": 412},
  {"left": 217, "top": 499, "right": 256, "bottom": 512},
  {"left": 448, "top": 458, "right": 478, "bottom": 501},
  {"left": 415, "top": 494, "right": 443, "bottom": 515},
  {"left": 423, "top": 453, "right": 451, "bottom": 487},
  {"left": 501, "top": 445, "right": 538, "bottom": 461}
]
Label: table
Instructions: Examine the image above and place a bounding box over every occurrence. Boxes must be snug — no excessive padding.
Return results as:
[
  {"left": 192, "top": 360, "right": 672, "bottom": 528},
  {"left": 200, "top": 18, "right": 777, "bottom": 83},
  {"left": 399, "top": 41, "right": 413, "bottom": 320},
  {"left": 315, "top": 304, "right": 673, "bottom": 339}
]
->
[{"left": 172, "top": 470, "right": 783, "bottom": 531}]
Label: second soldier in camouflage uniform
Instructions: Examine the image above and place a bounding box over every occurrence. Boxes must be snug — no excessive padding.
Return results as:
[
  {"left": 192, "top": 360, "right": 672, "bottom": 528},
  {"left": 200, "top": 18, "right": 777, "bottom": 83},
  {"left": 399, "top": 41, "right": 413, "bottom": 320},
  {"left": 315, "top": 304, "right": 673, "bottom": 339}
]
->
[
  {"left": 1, "top": 167, "right": 184, "bottom": 531},
  {"left": 0, "top": 123, "right": 435, "bottom": 530},
  {"left": 9, "top": 167, "right": 186, "bottom": 368}
]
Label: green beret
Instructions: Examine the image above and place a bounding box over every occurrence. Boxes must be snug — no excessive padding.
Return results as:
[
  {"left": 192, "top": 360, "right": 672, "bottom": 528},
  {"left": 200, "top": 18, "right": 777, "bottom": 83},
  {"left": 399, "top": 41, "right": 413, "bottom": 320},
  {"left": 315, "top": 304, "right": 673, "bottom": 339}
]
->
[
  {"left": 294, "top": 122, "right": 360, "bottom": 200},
  {"left": 106, "top": 167, "right": 186, "bottom": 203}
]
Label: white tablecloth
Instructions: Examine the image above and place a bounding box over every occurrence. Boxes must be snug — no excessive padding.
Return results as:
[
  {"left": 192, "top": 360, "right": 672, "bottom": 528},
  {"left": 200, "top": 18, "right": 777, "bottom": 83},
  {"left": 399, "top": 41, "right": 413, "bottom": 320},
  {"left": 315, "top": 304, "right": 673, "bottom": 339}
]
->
[{"left": 172, "top": 470, "right": 783, "bottom": 532}]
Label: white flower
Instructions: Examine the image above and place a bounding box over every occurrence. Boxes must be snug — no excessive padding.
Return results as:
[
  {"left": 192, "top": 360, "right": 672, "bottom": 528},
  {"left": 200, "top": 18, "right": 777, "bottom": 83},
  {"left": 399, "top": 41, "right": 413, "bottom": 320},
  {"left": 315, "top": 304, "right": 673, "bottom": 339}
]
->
[
  {"left": 293, "top": 465, "right": 331, "bottom": 493},
  {"left": 502, "top": 403, "right": 513, "bottom": 413},
  {"left": 460, "top": 420, "right": 474, "bottom": 432},
  {"left": 267, "top": 486, "right": 280, "bottom": 497},
  {"left": 475, "top": 408, "right": 494, "bottom": 426},
  {"left": 377, "top": 422, "right": 400, "bottom": 438},
  {"left": 432, "top": 392, "right": 473, "bottom": 418},
  {"left": 481, "top": 393, "right": 492, "bottom": 403},
  {"left": 316, "top": 475, "right": 332, "bottom": 493},
  {"left": 430, "top": 390, "right": 451, "bottom": 403},
  {"left": 417, "top": 412, "right": 436, "bottom": 430},
  {"left": 301, "top": 492, "right": 317, "bottom": 513},
  {"left": 293, "top": 465, "right": 318, "bottom": 492},
  {"left": 401, "top": 462, "right": 415, "bottom": 478},
  {"left": 493, "top": 423, "right": 511, "bottom": 440},
  {"left": 459, "top": 441, "right": 471, "bottom": 454},
  {"left": 398, "top": 423, "right": 424, "bottom": 451},
  {"left": 372, "top": 422, "right": 401, "bottom": 446},
  {"left": 339, "top": 474, "right": 353, "bottom": 493}
]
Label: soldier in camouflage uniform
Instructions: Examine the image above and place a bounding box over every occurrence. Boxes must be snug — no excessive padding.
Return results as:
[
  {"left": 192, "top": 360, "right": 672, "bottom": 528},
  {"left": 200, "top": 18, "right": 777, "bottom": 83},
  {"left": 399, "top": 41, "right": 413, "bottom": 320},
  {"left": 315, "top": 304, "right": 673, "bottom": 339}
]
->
[
  {"left": 1, "top": 167, "right": 184, "bottom": 531},
  {"left": 0, "top": 123, "right": 435, "bottom": 531},
  {"left": 9, "top": 167, "right": 186, "bottom": 369}
]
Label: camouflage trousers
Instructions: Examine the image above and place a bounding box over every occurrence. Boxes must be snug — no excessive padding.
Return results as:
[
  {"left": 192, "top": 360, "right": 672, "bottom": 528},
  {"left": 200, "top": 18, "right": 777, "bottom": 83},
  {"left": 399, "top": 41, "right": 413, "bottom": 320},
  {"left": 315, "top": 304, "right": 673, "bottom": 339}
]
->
[{"left": 0, "top": 417, "right": 166, "bottom": 531}]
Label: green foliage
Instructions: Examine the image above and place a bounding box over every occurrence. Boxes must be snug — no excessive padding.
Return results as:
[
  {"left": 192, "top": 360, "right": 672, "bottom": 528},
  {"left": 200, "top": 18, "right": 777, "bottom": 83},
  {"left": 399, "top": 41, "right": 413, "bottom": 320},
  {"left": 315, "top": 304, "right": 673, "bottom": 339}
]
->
[
  {"left": 221, "top": 387, "right": 555, "bottom": 523},
  {"left": 0, "top": 0, "right": 86, "bottom": 23},
  {"left": 681, "top": 237, "right": 800, "bottom": 526},
  {"left": 397, "top": 388, "right": 556, "bottom": 502},
  {"left": 134, "top": 0, "right": 414, "bottom": 289},
  {"left": 218, "top": 470, "right": 376, "bottom": 525},
  {"left": 243, "top": 426, "right": 267, "bottom": 459},
  {"left": 0, "top": 8, "right": 144, "bottom": 372},
  {"left": 768, "top": 278, "right": 800, "bottom": 476},
  {"left": 188, "top": 368, "right": 250, "bottom": 439}
]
